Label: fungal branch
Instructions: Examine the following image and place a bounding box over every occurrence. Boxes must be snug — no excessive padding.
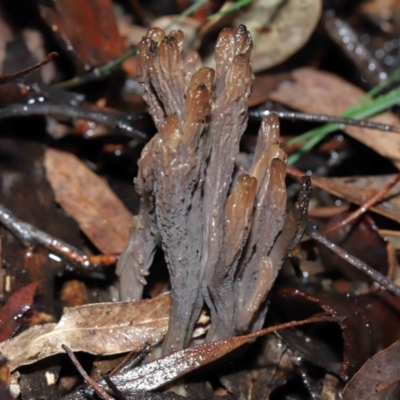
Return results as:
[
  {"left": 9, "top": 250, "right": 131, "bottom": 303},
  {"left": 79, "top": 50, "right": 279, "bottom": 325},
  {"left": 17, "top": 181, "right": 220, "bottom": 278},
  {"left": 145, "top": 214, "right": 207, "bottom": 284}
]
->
[{"left": 116, "top": 25, "right": 311, "bottom": 354}]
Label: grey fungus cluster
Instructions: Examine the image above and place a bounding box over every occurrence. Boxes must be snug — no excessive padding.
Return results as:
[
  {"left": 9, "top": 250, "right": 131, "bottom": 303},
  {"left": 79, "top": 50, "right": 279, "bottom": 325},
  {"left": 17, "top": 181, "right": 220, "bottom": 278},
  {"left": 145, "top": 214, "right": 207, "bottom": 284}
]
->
[{"left": 116, "top": 25, "right": 311, "bottom": 354}]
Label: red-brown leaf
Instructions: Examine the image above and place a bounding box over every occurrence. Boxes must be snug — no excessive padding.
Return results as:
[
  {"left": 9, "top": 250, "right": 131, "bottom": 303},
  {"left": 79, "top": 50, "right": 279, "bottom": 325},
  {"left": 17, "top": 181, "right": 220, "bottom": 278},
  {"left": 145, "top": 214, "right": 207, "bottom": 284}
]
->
[
  {"left": 38, "top": 0, "right": 125, "bottom": 72},
  {"left": 0, "top": 282, "right": 38, "bottom": 342}
]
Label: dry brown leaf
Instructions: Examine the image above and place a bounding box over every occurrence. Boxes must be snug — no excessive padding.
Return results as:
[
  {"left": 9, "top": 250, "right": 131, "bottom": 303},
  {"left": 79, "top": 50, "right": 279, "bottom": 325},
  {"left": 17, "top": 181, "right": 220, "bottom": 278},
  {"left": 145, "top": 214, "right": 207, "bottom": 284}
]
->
[
  {"left": 0, "top": 294, "right": 171, "bottom": 372},
  {"left": 235, "top": 0, "right": 322, "bottom": 72},
  {"left": 44, "top": 148, "right": 132, "bottom": 254},
  {"left": 269, "top": 68, "right": 400, "bottom": 168},
  {"left": 312, "top": 175, "right": 400, "bottom": 224}
]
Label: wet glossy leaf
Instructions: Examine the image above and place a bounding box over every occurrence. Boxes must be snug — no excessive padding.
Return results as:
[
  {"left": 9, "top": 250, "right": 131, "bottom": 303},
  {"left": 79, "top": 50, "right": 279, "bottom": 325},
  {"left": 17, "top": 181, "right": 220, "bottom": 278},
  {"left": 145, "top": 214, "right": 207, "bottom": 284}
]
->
[
  {"left": 45, "top": 148, "right": 133, "bottom": 254},
  {"left": 0, "top": 293, "right": 171, "bottom": 371},
  {"left": 269, "top": 68, "right": 400, "bottom": 168},
  {"left": 343, "top": 340, "right": 400, "bottom": 400},
  {"left": 272, "top": 288, "right": 400, "bottom": 381},
  {"left": 65, "top": 315, "right": 339, "bottom": 399},
  {"left": 312, "top": 175, "right": 400, "bottom": 224},
  {"left": 0, "top": 282, "right": 38, "bottom": 342}
]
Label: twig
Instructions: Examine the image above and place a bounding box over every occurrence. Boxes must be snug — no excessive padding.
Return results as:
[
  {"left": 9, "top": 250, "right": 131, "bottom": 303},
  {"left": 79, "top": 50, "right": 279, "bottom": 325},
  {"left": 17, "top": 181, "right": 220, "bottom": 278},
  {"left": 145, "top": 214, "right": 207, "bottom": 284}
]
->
[
  {"left": 164, "top": 0, "right": 208, "bottom": 30},
  {"left": 62, "top": 345, "right": 114, "bottom": 400},
  {"left": 0, "top": 103, "right": 148, "bottom": 140},
  {"left": 324, "top": 12, "right": 386, "bottom": 87},
  {"left": 248, "top": 109, "right": 400, "bottom": 133},
  {"left": 306, "top": 222, "right": 400, "bottom": 297},
  {"left": 101, "top": 374, "right": 126, "bottom": 400},
  {"left": 0, "top": 52, "right": 58, "bottom": 85},
  {"left": 323, "top": 173, "right": 400, "bottom": 234},
  {"left": 55, "top": 48, "right": 137, "bottom": 89},
  {"left": 0, "top": 205, "right": 117, "bottom": 271}
]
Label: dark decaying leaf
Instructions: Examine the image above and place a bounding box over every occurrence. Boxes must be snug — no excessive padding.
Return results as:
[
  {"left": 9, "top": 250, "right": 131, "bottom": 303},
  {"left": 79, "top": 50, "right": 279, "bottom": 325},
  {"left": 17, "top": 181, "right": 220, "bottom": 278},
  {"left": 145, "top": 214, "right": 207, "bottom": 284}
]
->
[
  {"left": 342, "top": 340, "right": 400, "bottom": 400},
  {"left": 219, "top": 334, "right": 288, "bottom": 400},
  {"left": 0, "top": 293, "right": 170, "bottom": 371},
  {"left": 317, "top": 212, "right": 390, "bottom": 281},
  {"left": 0, "top": 384, "right": 12, "bottom": 400},
  {"left": 37, "top": 0, "right": 125, "bottom": 72},
  {"left": 0, "top": 139, "right": 83, "bottom": 316},
  {"left": 19, "top": 361, "right": 60, "bottom": 400},
  {"left": 64, "top": 316, "right": 339, "bottom": 399},
  {"left": 0, "top": 282, "right": 38, "bottom": 342},
  {"left": 312, "top": 175, "right": 400, "bottom": 224},
  {"left": 272, "top": 288, "right": 400, "bottom": 381},
  {"left": 45, "top": 148, "right": 133, "bottom": 254}
]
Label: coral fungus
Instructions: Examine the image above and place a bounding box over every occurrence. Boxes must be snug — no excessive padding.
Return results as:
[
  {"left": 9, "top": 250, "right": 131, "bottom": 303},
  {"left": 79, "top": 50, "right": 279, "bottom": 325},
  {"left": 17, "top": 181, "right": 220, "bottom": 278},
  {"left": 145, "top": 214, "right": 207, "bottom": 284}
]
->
[{"left": 117, "top": 25, "right": 310, "bottom": 354}]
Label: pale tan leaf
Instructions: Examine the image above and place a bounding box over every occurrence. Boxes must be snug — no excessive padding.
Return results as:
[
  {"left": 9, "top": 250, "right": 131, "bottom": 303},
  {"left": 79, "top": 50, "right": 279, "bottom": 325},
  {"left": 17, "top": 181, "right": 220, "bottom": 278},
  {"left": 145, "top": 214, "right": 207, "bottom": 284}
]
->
[
  {"left": 236, "top": 0, "right": 322, "bottom": 72},
  {"left": 312, "top": 174, "right": 400, "bottom": 223},
  {"left": 44, "top": 148, "right": 133, "bottom": 254},
  {"left": 0, "top": 294, "right": 170, "bottom": 371},
  {"left": 269, "top": 68, "right": 400, "bottom": 168}
]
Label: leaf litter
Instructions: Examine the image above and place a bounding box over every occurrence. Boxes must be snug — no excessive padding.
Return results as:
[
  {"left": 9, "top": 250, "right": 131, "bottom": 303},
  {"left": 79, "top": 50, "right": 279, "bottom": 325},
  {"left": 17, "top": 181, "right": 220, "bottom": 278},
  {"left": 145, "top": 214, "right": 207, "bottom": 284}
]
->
[
  {"left": 343, "top": 340, "right": 400, "bottom": 400},
  {"left": 0, "top": 293, "right": 170, "bottom": 371},
  {"left": 45, "top": 148, "right": 133, "bottom": 254},
  {"left": 312, "top": 174, "right": 400, "bottom": 224},
  {"left": 1, "top": 1, "right": 400, "bottom": 399},
  {"left": 269, "top": 68, "right": 400, "bottom": 168}
]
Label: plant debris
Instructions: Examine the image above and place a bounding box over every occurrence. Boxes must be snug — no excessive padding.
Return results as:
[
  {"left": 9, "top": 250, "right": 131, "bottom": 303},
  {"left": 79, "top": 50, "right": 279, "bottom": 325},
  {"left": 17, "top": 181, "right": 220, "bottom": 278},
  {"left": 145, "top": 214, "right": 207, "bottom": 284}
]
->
[
  {"left": 269, "top": 68, "right": 400, "bottom": 168},
  {"left": 45, "top": 148, "right": 133, "bottom": 254},
  {"left": 0, "top": 293, "right": 171, "bottom": 371},
  {"left": 1, "top": 1, "right": 400, "bottom": 399}
]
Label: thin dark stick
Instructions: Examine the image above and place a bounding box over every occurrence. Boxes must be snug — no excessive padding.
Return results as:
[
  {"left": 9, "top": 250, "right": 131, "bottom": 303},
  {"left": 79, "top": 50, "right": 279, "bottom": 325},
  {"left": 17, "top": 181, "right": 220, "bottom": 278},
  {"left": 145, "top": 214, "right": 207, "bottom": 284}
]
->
[
  {"left": 62, "top": 345, "right": 113, "bottom": 400},
  {"left": 248, "top": 109, "right": 400, "bottom": 133},
  {"left": 0, "top": 103, "right": 148, "bottom": 141},
  {"left": 0, "top": 205, "right": 117, "bottom": 271},
  {"left": 323, "top": 173, "right": 400, "bottom": 234},
  {"left": 110, "top": 343, "right": 151, "bottom": 375},
  {"left": 0, "top": 52, "right": 58, "bottom": 85},
  {"left": 306, "top": 222, "right": 400, "bottom": 297},
  {"left": 101, "top": 374, "right": 126, "bottom": 400}
]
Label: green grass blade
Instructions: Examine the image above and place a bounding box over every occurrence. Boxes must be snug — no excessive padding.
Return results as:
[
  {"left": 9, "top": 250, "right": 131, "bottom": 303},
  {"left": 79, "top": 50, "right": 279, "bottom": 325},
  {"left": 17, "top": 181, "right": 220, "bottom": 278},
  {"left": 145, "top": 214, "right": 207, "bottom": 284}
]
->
[
  {"left": 287, "top": 79, "right": 400, "bottom": 165},
  {"left": 209, "top": 0, "right": 253, "bottom": 19}
]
